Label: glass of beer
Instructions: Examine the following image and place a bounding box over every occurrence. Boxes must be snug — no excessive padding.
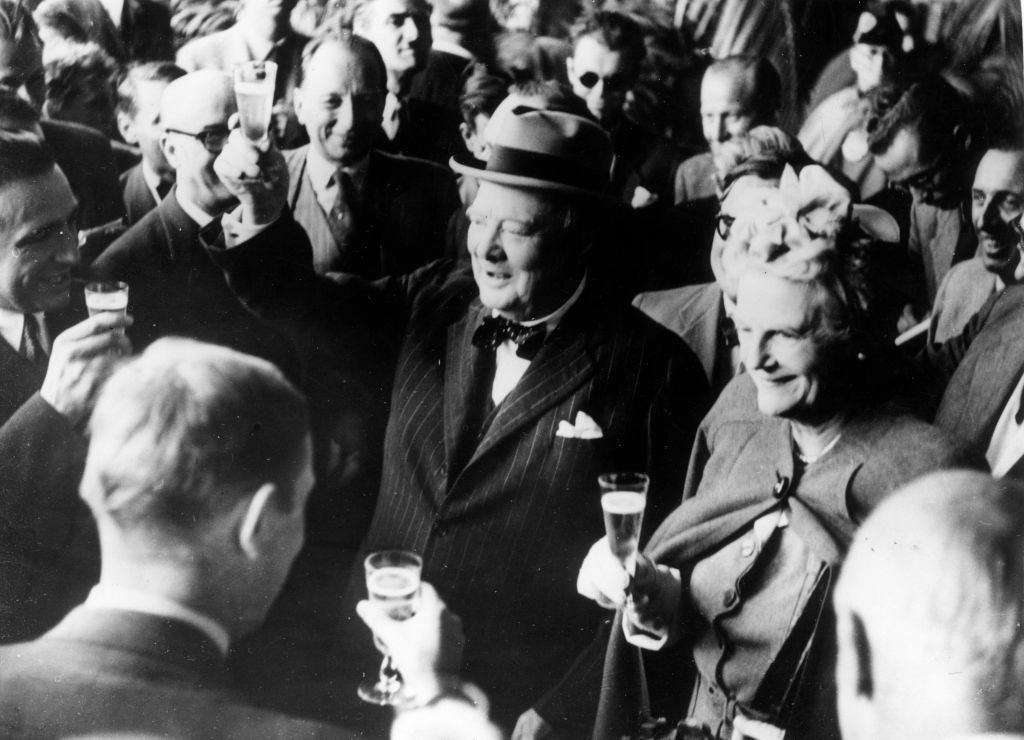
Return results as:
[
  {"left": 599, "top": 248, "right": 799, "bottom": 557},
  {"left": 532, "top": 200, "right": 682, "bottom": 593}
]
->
[
  {"left": 358, "top": 549, "right": 423, "bottom": 706},
  {"left": 599, "top": 473, "right": 649, "bottom": 583},
  {"left": 84, "top": 281, "right": 129, "bottom": 336},
  {"left": 233, "top": 60, "right": 277, "bottom": 145}
]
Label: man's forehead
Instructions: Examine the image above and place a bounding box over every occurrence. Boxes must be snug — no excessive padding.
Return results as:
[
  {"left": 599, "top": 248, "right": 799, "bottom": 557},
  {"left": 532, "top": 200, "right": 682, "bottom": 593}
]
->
[
  {"left": 974, "top": 149, "right": 1024, "bottom": 192},
  {"left": 471, "top": 181, "right": 557, "bottom": 218},
  {"left": 307, "top": 43, "right": 381, "bottom": 92},
  {"left": 161, "top": 75, "right": 234, "bottom": 127},
  {"left": 367, "top": 0, "right": 426, "bottom": 18},
  {"left": 701, "top": 69, "right": 752, "bottom": 108}
]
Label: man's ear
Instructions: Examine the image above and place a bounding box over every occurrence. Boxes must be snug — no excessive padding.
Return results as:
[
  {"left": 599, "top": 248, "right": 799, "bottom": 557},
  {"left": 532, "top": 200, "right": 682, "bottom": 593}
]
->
[
  {"left": 459, "top": 121, "right": 473, "bottom": 150},
  {"left": 293, "top": 88, "right": 306, "bottom": 125},
  {"left": 238, "top": 483, "right": 277, "bottom": 560},
  {"left": 160, "top": 132, "right": 180, "bottom": 171},
  {"left": 846, "top": 611, "right": 874, "bottom": 699},
  {"left": 117, "top": 111, "right": 137, "bottom": 145}
]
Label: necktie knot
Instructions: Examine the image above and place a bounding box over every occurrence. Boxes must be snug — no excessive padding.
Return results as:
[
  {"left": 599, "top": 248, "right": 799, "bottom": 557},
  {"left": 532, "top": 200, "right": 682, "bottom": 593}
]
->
[
  {"left": 721, "top": 315, "right": 738, "bottom": 349},
  {"left": 472, "top": 316, "right": 546, "bottom": 360}
]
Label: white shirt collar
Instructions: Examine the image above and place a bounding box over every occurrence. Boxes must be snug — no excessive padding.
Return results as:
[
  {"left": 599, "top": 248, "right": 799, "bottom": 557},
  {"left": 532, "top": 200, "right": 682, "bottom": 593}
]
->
[
  {"left": 721, "top": 290, "right": 737, "bottom": 318},
  {"left": 0, "top": 308, "right": 47, "bottom": 355},
  {"left": 86, "top": 583, "right": 231, "bottom": 656},
  {"left": 494, "top": 273, "right": 587, "bottom": 332},
  {"left": 175, "top": 190, "right": 216, "bottom": 228},
  {"left": 305, "top": 146, "right": 370, "bottom": 200},
  {"left": 100, "top": 0, "right": 125, "bottom": 27},
  {"left": 141, "top": 160, "right": 164, "bottom": 205}
]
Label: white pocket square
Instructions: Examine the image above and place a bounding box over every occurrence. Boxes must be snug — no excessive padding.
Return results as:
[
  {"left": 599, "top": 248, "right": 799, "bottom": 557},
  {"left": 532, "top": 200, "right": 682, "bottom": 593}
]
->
[{"left": 556, "top": 411, "right": 604, "bottom": 439}]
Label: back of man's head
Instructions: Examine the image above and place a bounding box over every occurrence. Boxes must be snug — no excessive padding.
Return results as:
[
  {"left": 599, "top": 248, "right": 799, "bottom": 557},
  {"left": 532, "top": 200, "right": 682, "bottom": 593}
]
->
[
  {"left": 835, "top": 470, "right": 1024, "bottom": 740},
  {"left": 81, "top": 338, "right": 310, "bottom": 547}
]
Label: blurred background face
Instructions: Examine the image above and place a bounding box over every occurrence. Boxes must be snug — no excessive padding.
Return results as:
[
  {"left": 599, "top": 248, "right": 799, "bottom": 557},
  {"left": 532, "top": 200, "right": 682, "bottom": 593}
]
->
[
  {"left": 355, "top": 0, "right": 431, "bottom": 82},
  {"left": 241, "top": 0, "right": 299, "bottom": 26},
  {"left": 459, "top": 112, "right": 492, "bottom": 161},
  {"left": 972, "top": 149, "right": 1024, "bottom": 279},
  {"left": 700, "top": 70, "right": 755, "bottom": 156},
  {"left": 0, "top": 167, "right": 79, "bottom": 314},
  {"left": 0, "top": 34, "right": 46, "bottom": 110},
  {"left": 119, "top": 78, "right": 174, "bottom": 180},
  {"left": 711, "top": 174, "right": 779, "bottom": 300},
  {"left": 47, "top": 82, "right": 116, "bottom": 138},
  {"left": 567, "top": 35, "right": 633, "bottom": 129},
  {"left": 296, "top": 43, "right": 386, "bottom": 166},
  {"left": 734, "top": 271, "right": 835, "bottom": 423},
  {"left": 875, "top": 126, "right": 963, "bottom": 209}
]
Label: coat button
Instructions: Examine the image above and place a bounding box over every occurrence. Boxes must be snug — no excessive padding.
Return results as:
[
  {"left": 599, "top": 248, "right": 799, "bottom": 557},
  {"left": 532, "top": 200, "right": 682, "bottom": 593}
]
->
[{"left": 723, "top": 588, "right": 738, "bottom": 608}]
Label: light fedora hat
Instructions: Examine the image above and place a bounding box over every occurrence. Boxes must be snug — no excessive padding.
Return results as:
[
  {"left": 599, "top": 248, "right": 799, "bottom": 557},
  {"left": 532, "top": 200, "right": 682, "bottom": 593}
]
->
[{"left": 450, "top": 100, "right": 614, "bottom": 200}]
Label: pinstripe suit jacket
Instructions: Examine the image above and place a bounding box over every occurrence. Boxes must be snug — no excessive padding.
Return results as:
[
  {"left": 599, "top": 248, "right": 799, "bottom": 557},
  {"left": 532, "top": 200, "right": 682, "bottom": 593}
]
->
[{"left": 204, "top": 214, "right": 712, "bottom": 724}]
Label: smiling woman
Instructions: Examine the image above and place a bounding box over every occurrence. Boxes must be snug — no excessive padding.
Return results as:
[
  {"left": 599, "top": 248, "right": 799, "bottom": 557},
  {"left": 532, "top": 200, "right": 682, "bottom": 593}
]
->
[{"left": 571, "top": 164, "right": 973, "bottom": 740}]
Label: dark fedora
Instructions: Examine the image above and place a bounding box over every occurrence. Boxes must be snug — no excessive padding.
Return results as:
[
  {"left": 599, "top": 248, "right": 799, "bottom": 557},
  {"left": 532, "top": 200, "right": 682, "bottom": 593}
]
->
[{"left": 450, "top": 101, "right": 614, "bottom": 200}]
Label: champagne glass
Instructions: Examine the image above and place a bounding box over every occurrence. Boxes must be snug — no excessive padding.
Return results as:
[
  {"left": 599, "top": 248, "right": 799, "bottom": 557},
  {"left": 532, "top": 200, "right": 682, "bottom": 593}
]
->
[
  {"left": 84, "top": 281, "right": 129, "bottom": 337},
  {"left": 233, "top": 60, "right": 277, "bottom": 145},
  {"left": 599, "top": 473, "right": 649, "bottom": 597},
  {"left": 358, "top": 549, "right": 423, "bottom": 706}
]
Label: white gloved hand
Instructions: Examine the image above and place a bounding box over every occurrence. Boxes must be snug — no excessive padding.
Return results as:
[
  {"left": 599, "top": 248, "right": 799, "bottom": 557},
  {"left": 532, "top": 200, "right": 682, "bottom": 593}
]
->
[{"left": 576, "top": 536, "right": 630, "bottom": 609}]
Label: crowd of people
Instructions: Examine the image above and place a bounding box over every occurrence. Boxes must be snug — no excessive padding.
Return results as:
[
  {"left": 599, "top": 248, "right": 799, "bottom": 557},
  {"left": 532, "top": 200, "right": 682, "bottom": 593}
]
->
[{"left": 0, "top": 0, "right": 1021, "bottom": 737}]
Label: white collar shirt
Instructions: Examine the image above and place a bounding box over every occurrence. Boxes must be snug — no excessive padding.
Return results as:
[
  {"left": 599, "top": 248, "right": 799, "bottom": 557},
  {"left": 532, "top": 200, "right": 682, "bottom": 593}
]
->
[
  {"left": 491, "top": 275, "right": 586, "bottom": 406},
  {"left": 305, "top": 147, "right": 369, "bottom": 215},
  {"left": 985, "top": 369, "right": 1024, "bottom": 478},
  {"left": 86, "top": 583, "right": 231, "bottom": 655},
  {"left": 0, "top": 308, "right": 48, "bottom": 355}
]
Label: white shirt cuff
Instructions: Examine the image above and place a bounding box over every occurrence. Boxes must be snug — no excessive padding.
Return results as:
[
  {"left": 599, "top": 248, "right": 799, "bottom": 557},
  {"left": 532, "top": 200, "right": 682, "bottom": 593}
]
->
[{"left": 221, "top": 207, "right": 275, "bottom": 248}]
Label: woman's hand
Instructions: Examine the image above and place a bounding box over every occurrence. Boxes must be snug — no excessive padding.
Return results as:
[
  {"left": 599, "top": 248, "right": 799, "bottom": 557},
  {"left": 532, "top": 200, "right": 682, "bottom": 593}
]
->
[{"left": 577, "top": 536, "right": 630, "bottom": 609}]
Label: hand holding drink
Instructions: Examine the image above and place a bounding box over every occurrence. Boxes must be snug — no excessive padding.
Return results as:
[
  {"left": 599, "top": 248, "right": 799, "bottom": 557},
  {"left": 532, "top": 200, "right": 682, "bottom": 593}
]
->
[{"left": 358, "top": 550, "right": 423, "bottom": 706}]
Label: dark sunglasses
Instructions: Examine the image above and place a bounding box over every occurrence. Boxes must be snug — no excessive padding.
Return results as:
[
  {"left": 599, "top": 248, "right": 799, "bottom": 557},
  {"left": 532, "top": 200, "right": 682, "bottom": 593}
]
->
[
  {"left": 165, "top": 126, "right": 231, "bottom": 154},
  {"left": 577, "top": 71, "right": 628, "bottom": 92}
]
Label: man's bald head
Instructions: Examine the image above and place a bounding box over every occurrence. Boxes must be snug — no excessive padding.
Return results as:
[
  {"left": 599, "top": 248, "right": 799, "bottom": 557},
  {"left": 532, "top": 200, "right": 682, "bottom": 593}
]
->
[
  {"left": 835, "top": 471, "right": 1024, "bottom": 740},
  {"left": 159, "top": 70, "right": 236, "bottom": 215},
  {"left": 296, "top": 34, "right": 387, "bottom": 166},
  {"left": 160, "top": 69, "right": 234, "bottom": 131}
]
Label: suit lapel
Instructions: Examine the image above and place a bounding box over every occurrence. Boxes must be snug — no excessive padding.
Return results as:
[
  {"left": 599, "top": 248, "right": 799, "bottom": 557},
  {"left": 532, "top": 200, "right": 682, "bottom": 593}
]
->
[
  {"left": 443, "top": 300, "right": 490, "bottom": 476},
  {"left": 465, "top": 302, "right": 600, "bottom": 469}
]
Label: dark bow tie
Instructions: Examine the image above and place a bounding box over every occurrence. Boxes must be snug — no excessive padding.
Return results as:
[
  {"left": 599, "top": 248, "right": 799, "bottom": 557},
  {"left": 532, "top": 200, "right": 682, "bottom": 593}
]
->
[
  {"left": 721, "top": 316, "right": 738, "bottom": 349},
  {"left": 472, "top": 315, "right": 546, "bottom": 360}
]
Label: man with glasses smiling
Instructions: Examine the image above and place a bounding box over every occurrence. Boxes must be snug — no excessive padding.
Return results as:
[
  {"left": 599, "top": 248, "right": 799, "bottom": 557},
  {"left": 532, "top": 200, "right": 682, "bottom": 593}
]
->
[
  {"left": 566, "top": 10, "right": 684, "bottom": 209},
  {"left": 866, "top": 75, "right": 981, "bottom": 315},
  {"left": 91, "top": 70, "right": 297, "bottom": 374}
]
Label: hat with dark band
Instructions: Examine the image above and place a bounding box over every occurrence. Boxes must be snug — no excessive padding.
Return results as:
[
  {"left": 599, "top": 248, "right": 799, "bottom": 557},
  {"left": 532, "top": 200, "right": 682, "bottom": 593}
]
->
[{"left": 450, "top": 104, "right": 614, "bottom": 200}]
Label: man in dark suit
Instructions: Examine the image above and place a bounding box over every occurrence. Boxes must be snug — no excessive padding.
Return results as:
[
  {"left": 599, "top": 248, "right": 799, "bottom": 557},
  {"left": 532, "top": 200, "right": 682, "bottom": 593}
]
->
[
  {"left": 0, "top": 128, "right": 131, "bottom": 643},
  {"left": 207, "top": 104, "right": 710, "bottom": 730},
  {"left": 566, "top": 11, "right": 686, "bottom": 209},
  {"left": 92, "top": 70, "right": 294, "bottom": 370},
  {"left": 0, "top": 338, "right": 467, "bottom": 738},
  {"left": 347, "top": 0, "right": 463, "bottom": 165},
  {"left": 176, "top": 0, "right": 310, "bottom": 147},
  {"left": 289, "top": 34, "right": 459, "bottom": 277},
  {"left": 115, "top": 61, "right": 186, "bottom": 225},
  {"left": 0, "top": 3, "right": 123, "bottom": 229}
]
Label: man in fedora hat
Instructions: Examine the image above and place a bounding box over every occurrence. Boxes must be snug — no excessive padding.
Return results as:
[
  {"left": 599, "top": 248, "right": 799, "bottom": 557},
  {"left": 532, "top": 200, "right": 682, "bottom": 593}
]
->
[{"left": 203, "top": 102, "right": 710, "bottom": 731}]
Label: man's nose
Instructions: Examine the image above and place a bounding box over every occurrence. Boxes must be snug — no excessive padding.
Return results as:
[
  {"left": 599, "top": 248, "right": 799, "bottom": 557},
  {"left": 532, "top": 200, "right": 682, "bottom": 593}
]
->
[{"left": 470, "top": 221, "right": 503, "bottom": 260}]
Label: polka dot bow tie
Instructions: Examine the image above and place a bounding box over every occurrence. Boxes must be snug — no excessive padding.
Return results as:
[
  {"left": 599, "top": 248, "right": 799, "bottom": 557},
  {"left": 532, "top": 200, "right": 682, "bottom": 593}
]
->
[{"left": 472, "top": 316, "right": 546, "bottom": 360}]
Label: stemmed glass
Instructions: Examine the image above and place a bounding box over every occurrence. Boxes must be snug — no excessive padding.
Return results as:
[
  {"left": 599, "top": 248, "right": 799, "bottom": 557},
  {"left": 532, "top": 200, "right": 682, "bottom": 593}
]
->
[
  {"left": 598, "top": 472, "right": 649, "bottom": 598},
  {"left": 232, "top": 60, "right": 277, "bottom": 146},
  {"left": 357, "top": 549, "right": 423, "bottom": 706}
]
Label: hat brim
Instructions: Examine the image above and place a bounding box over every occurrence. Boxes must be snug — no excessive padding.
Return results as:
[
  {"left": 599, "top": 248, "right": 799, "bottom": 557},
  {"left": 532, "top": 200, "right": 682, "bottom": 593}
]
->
[{"left": 450, "top": 153, "right": 618, "bottom": 203}]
